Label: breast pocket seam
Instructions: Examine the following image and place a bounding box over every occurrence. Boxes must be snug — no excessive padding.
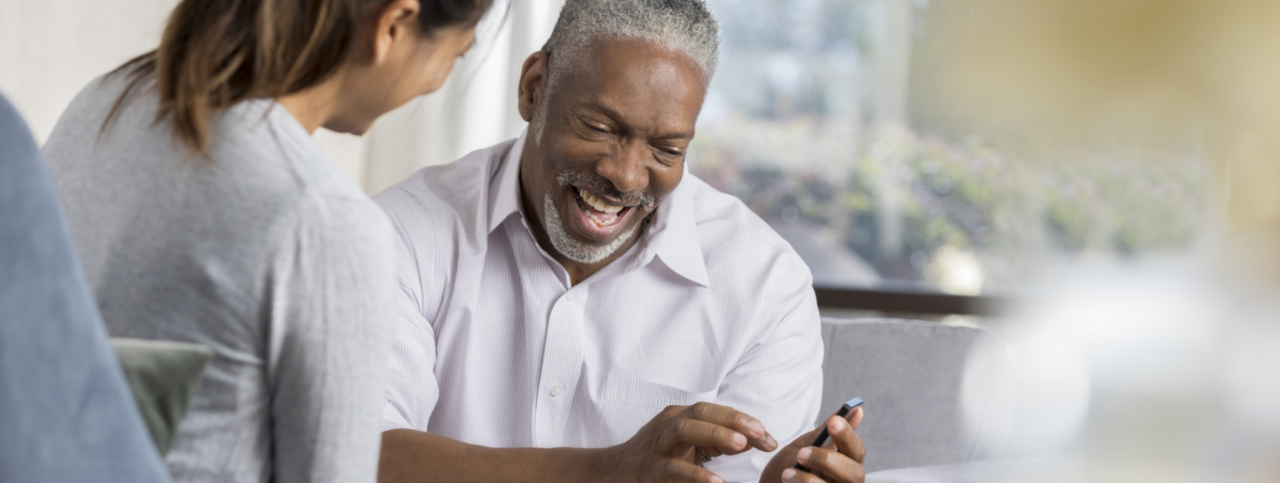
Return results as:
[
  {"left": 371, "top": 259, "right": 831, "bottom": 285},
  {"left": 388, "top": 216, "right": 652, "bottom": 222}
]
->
[{"left": 603, "top": 375, "right": 716, "bottom": 410}]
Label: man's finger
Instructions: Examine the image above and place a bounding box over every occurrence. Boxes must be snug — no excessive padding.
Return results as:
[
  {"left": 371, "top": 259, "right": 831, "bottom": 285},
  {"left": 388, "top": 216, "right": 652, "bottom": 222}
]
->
[
  {"left": 780, "top": 467, "right": 827, "bottom": 483},
  {"left": 791, "top": 423, "right": 824, "bottom": 450},
  {"left": 660, "top": 417, "right": 751, "bottom": 456},
  {"left": 797, "top": 404, "right": 849, "bottom": 450},
  {"left": 684, "top": 402, "right": 778, "bottom": 451},
  {"left": 660, "top": 404, "right": 691, "bottom": 420},
  {"left": 795, "top": 446, "right": 865, "bottom": 483},
  {"left": 826, "top": 412, "right": 866, "bottom": 464},
  {"left": 697, "top": 444, "right": 725, "bottom": 459},
  {"left": 661, "top": 458, "right": 726, "bottom": 483},
  {"left": 848, "top": 406, "right": 864, "bottom": 432}
]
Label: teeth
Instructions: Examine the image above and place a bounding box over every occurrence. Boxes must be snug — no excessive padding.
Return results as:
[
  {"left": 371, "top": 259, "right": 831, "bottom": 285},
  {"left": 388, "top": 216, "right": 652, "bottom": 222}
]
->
[
  {"left": 578, "top": 189, "right": 623, "bottom": 214},
  {"left": 585, "top": 210, "right": 619, "bottom": 227}
]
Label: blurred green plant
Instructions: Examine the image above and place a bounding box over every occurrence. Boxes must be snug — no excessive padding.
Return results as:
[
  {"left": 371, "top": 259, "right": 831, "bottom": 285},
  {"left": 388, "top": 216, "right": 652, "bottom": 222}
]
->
[{"left": 688, "top": 115, "right": 1205, "bottom": 288}]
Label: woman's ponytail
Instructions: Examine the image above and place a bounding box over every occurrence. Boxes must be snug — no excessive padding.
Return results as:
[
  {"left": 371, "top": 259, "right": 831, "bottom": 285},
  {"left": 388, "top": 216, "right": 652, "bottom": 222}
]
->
[{"left": 105, "top": 0, "right": 492, "bottom": 154}]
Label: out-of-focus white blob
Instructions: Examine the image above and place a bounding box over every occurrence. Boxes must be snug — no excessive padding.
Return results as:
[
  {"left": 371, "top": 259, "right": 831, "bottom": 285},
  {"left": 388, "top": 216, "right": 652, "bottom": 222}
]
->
[
  {"left": 1000, "top": 260, "right": 1226, "bottom": 458},
  {"left": 960, "top": 332, "right": 1018, "bottom": 459},
  {"left": 929, "top": 246, "right": 986, "bottom": 296},
  {"left": 999, "top": 324, "right": 1092, "bottom": 456},
  {"left": 1223, "top": 300, "right": 1280, "bottom": 434},
  {"left": 1021, "top": 261, "right": 1222, "bottom": 395},
  {"left": 1085, "top": 281, "right": 1217, "bottom": 398}
]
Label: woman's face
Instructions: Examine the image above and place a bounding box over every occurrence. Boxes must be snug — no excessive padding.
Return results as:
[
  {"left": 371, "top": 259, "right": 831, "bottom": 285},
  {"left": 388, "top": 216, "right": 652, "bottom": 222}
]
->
[{"left": 325, "top": 15, "right": 477, "bottom": 135}]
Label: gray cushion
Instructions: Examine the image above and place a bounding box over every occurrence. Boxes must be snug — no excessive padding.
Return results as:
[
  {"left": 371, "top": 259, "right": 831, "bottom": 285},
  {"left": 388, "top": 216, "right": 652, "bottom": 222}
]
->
[
  {"left": 821, "top": 318, "right": 1015, "bottom": 473},
  {"left": 111, "top": 338, "right": 212, "bottom": 455}
]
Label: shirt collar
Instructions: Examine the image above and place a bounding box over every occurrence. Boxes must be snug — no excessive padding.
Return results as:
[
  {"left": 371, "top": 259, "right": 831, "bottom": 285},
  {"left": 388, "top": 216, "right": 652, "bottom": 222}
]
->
[
  {"left": 487, "top": 130, "right": 527, "bottom": 234},
  {"left": 634, "top": 165, "right": 711, "bottom": 288}
]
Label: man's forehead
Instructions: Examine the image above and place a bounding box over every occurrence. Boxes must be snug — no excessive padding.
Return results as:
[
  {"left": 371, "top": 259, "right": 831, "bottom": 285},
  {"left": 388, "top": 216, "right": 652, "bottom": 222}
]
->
[
  {"left": 559, "top": 38, "right": 706, "bottom": 133},
  {"left": 578, "top": 38, "right": 704, "bottom": 88}
]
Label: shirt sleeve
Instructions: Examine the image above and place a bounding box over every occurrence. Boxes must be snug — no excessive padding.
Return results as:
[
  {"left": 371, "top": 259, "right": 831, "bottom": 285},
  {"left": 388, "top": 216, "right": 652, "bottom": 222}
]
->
[
  {"left": 707, "top": 252, "right": 825, "bottom": 483},
  {"left": 266, "top": 193, "right": 395, "bottom": 483},
  {"left": 379, "top": 210, "right": 442, "bottom": 432},
  {"left": 373, "top": 189, "right": 442, "bottom": 430}
]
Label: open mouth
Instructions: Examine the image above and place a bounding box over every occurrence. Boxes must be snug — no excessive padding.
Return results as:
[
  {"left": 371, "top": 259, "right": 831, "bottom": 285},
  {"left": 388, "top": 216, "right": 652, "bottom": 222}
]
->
[{"left": 568, "top": 187, "right": 636, "bottom": 241}]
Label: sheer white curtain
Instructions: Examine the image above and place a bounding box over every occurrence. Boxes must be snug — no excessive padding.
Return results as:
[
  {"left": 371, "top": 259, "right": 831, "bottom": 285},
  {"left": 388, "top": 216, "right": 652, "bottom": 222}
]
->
[{"left": 322, "top": 0, "right": 566, "bottom": 194}]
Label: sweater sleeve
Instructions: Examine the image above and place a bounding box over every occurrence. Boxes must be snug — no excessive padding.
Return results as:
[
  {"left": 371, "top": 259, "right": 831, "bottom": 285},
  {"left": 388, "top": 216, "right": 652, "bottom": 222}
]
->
[{"left": 265, "top": 192, "right": 396, "bottom": 483}]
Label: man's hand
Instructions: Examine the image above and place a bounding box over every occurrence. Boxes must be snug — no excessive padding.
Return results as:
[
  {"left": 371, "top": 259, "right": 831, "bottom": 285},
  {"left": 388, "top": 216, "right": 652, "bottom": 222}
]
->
[
  {"left": 597, "top": 402, "right": 780, "bottom": 483},
  {"left": 760, "top": 407, "right": 865, "bottom": 483}
]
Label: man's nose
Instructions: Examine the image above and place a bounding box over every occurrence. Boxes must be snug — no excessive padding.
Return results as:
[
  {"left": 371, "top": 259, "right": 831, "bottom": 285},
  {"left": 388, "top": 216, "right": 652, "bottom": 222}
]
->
[{"left": 596, "top": 140, "right": 650, "bottom": 195}]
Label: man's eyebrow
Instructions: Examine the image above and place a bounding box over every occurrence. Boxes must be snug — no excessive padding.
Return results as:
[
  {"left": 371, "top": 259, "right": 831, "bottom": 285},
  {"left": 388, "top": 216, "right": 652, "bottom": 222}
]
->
[{"left": 581, "top": 97, "right": 695, "bottom": 140}]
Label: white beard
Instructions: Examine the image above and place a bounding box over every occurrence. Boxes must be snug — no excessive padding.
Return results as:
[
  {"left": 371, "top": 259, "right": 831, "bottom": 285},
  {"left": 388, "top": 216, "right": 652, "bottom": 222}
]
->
[{"left": 543, "top": 193, "right": 641, "bottom": 265}]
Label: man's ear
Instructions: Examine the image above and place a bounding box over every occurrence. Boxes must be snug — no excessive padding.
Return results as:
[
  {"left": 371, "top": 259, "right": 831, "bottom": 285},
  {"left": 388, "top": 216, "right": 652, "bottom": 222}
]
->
[
  {"left": 517, "top": 51, "right": 550, "bottom": 122},
  {"left": 370, "top": 0, "right": 422, "bottom": 65}
]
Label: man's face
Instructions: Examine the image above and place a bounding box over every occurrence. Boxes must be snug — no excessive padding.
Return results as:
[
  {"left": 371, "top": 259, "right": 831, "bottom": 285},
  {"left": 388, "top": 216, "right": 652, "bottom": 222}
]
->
[{"left": 520, "top": 39, "right": 707, "bottom": 266}]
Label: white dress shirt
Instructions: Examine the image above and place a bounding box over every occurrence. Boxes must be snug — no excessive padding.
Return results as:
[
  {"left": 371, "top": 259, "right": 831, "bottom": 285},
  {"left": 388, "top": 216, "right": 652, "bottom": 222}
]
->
[{"left": 375, "top": 132, "right": 823, "bottom": 482}]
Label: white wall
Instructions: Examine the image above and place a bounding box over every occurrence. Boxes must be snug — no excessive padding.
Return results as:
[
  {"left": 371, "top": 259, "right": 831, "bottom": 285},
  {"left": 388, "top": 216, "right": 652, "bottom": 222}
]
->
[
  {"left": 0, "top": 0, "right": 178, "bottom": 144},
  {"left": 0, "top": 0, "right": 563, "bottom": 193}
]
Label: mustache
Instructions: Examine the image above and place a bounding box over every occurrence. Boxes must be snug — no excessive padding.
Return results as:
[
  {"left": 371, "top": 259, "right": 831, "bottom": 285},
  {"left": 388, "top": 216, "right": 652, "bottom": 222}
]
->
[{"left": 556, "top": 171, "right": 656, "bottom": 211}]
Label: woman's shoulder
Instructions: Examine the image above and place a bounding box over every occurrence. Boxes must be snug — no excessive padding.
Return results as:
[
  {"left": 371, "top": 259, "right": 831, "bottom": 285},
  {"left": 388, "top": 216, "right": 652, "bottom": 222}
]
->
[{"left": 46, "top": 72, "right": 154, "bottom": 154}]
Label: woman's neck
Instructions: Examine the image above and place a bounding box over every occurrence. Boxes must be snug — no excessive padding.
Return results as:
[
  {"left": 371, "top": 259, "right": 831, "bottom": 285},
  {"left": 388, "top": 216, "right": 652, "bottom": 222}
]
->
[{"left": 277, "top": 70, "right": 348, "bottom": 134}]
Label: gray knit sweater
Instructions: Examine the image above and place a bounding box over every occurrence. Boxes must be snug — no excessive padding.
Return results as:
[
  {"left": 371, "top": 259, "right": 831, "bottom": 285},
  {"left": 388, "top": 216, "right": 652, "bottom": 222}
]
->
[{"left": 43, "top": 74, "right": 394, "bottom": 483}]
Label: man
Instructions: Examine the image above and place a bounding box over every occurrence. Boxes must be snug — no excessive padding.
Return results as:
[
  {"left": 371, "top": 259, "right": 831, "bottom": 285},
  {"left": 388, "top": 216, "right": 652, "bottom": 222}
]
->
[{"left": 375, "top": 1, "right": 866, "bottom": 482}]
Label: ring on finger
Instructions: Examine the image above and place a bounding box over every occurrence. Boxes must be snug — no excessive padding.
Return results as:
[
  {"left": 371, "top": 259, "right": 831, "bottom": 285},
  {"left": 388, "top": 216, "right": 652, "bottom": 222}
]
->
[{"left": 694, "top": 446, "right": 713, "bottom": 465}]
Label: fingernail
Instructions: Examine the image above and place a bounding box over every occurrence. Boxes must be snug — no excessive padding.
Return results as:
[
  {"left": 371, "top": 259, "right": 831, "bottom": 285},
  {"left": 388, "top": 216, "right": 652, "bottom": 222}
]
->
[
  {"left": 782, "top": 468, "right": 797, "bottom": 482},
  {"left": 766, "top": 434, "right": 779, "bottom": 450},
  {"left": 710, "top": 477, "right": 723, "bottom": 483},
  {"left": 831, "top": 417, "right": 847, "bottom": 432},
  {"left": 732, "top": 432, "right": 747, "bottom": 448},
  {"left": 748, "top": 420, "right": 766, "bottom": 437},
  {"left": 797, "top": 447, "right": 812, "bottom": 463}
]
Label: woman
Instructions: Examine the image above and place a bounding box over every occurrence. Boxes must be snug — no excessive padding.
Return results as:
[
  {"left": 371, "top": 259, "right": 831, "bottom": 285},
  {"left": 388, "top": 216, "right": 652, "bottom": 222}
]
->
[{"left": 42, "top": 0, "right": 493, "bottom": 481}]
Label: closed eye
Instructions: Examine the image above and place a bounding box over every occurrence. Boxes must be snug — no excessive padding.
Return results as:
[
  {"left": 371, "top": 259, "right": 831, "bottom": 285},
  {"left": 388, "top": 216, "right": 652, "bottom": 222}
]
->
[
  {"left": 579, "top": 116, "right": 611, "bottom": 134},
  {"left": 652, "top": 142, "right": 685, "bottom": 156},
  {"left": 652, "top": 145, "right": 685, "bottom": 165}
]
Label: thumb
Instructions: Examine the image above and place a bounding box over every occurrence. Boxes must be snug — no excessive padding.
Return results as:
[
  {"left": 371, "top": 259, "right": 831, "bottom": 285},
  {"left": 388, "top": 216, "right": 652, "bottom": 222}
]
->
[
  {"left": 792, "top": 405, "right": 843, "bottom": 449},
  {"left": 790, "top": 419, "right": 827, "bottom": 449},
  {"left": 848, "top": 406, "right": 864, "bottom": 431}
]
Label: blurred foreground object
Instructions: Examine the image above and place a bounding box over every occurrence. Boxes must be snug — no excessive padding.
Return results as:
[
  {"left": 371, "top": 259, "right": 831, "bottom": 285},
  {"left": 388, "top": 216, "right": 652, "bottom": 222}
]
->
[
  {"left": 0, "top": 93, "right": 171, "bottom": 482},
  {"left": 917, "top": 0, "right": 1280, "bottom": 481}
]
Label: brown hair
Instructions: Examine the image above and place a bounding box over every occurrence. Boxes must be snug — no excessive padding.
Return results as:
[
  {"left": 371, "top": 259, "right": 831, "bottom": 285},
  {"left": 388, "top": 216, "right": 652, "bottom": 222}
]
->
[{"left": 105, "top": 0, "right": 493, "bottom": 153}]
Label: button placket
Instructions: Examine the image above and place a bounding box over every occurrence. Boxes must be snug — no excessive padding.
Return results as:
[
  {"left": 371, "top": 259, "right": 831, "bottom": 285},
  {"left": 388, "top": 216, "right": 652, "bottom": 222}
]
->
[{"left": 533, "top": 286, "right": 587, "bottom": 446}]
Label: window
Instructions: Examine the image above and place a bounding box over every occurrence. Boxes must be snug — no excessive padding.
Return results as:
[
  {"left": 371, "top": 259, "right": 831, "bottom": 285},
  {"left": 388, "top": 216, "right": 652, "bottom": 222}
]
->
[{"left": 691, "top": 0, "right": 1205, "bottom": 295}]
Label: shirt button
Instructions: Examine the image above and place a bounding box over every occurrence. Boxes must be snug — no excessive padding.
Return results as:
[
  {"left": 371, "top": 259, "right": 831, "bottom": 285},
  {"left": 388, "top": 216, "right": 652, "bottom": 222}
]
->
[
  {"left": 550, "top": 384, "right": 564, "bottom": 397},
  {"left": 564, "top": 291, "right": 575, "bottom": 302}
]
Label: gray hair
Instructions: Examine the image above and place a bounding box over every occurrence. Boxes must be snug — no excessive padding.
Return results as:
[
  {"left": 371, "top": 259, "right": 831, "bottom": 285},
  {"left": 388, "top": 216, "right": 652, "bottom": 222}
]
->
[
  {"left": 542, "top": 0, "right": 720, "bottom": 86},
  {"left": 531, "top": 0, "right": 719, "bottom": 142}
]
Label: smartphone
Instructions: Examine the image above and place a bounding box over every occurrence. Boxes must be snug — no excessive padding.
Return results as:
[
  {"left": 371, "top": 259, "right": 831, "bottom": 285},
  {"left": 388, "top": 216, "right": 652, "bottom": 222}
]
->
[{"left": 794, "top": 397, "right": 863, "bottom": 470}]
